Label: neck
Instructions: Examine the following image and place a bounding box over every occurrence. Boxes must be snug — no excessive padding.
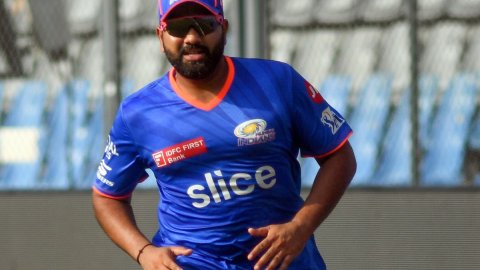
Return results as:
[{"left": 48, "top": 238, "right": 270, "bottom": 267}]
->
[{"left": 174, "top": 56, "right": 228, "bottom": 102}]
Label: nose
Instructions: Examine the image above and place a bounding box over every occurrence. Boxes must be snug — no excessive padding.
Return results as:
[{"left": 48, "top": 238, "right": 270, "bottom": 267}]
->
[{"left": 183, "top": 27, "right": 203, "bottom": 44}]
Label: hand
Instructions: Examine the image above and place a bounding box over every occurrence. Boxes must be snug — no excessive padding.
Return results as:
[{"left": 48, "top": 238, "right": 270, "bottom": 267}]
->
[
  {"left": 139, "top": 245, "right": 192, "bottom": 270},
  {"left": 247, "top": 221, "right": 311, "bottom": 270}
]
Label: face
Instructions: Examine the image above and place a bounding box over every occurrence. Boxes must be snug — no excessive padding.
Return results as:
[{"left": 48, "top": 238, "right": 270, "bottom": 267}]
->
[{"left": 158, "top": 5, "right": 227, "bottom": 80}]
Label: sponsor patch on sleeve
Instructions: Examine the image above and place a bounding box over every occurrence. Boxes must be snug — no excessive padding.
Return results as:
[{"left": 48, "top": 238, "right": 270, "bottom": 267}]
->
[
  {"left": 321, "top": 107, "right": 345, "bottom": 134},
  {"left": 305, "top": 80, "right": 324, "bottom": 104}
]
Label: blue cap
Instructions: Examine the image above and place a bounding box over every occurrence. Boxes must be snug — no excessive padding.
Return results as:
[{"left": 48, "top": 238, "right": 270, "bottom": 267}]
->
[{"left": 158, "top": 0, "right": 224, "bottom": 23}]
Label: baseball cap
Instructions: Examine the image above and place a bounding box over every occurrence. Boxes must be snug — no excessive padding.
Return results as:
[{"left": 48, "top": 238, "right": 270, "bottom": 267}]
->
[{"left": 157, "top": 0, "right": 224, "bottom": 23}]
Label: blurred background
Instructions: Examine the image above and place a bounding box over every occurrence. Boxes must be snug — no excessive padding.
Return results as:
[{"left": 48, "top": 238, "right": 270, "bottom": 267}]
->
[{"left": 0, "top": 0, "right": 479, "bottom": 269}]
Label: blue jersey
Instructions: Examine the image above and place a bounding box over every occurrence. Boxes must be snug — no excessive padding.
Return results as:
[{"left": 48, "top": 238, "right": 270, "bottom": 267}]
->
[{"left": 93, "top": 57, "right": 352, "bottom": 269}]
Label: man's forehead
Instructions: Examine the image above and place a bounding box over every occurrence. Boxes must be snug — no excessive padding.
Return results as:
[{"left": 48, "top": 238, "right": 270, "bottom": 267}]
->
[{"left": 166, "top": 2, "right": 213, "bottom": 20}]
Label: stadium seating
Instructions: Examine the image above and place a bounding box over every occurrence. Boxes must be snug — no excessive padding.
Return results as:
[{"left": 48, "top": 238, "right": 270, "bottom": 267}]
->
[
  {"left": 76, "top": 97, "right": 104, "bottom": 189},
  {"left": 373, "top": 74, "right": 438, "bottom": 186},
  {"left": 269, "top": 30, "right": 298, "bottom": 65},
  {"left": 462, "top": 26, "right": 480, "bottom": 72},
  {"left": 377, "top": 22, "right": 410, "bottom": 93},
  {"left": 66, "top": 0, "right": 101, "bottom": 35},
  {"left": 122, "top": 37, "right": 168, "bottom": 92},
  {"left": 42, "top": 87, "right": 69, "bottom": 189},
  {"left": 359, "top": 0, "right": 405, "bottom": 22},
  {"left": 0, "top": 81, "right": 48, "bottom": 189},
  {"left": 320, "top": 74, "right": 352, "bottom": 116},
  {"left": 119, "top": 0, "right": 157, "bottom": 32},
  {"left": 293, "top": 30, "right": 341, "bottom": 88},
  {"left": 0, "top": 82, "right": 4, "bottom": 123},
  {"left": 420, "top": 22, "right": 467, "bottom": 91},
  {"left": 332, "top": 28, "right": 382, "bottom": 97},
  {"left": 315, "top": 0, "right": 359, "bottom": 24},
  {"left": 418, "top": 0, "right": 448, "bottom": 21},
  {"left": 469, "top": 114, "right": 480, "bottom": 151},
  {"left": 270, "top": 0, "right": 317, "bottom": 27},
  {"left": 421, "top": 73, "right": 478, "bottom": 186},
  {"left": 2, "top": 0, "right": 480, "bottom": 191},
  {"left": 347, "top": 73, "right": 393, "bottom": 186},
  {"left": 446, "top": 0, "right": 480, "bottom": 19}
]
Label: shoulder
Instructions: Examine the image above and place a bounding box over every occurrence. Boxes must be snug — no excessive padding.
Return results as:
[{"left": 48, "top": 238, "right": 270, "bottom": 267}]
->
[
  {"left": 231, "top": 57, "right": 295, "bottom": 72},
  {"left": 121, "top": 75, "right": 169, "bottom": 110},
  {"left": 230, "top": 57, "right": 298, "bottom": 85}
]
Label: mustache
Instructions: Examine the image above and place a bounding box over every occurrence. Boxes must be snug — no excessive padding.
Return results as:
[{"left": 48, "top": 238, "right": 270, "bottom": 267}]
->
[{"left": 181, "top": 45, "right": 209, "bottom": 55}]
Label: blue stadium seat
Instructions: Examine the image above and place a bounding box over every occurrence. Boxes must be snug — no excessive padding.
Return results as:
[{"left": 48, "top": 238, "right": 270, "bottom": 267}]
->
[
  {"left": 418, "top": 0, "right": 447, "bottom": 21},
  {"left": 293, "top": 31, "right": 341, "bottom": 88},
  {"left": 68, "top": 80, "right": 93, "bottom": 188},
  {"left": 119, "top": 0, "right": 157, "bottom": 31},
  {"left": 468, "top": 113, "right": 480, "bottom": 186},
  {"left": 41, "top": 80, "right": 91, "bottom": 189},
  {"left": 300, "top": 157, "right": 319, "bottom": 188},
  {"left": 42, "top": 89, "right": 69, "bottom": 189},
  {"left": 348, "top": 73, "right": 393, "bottom": 186},
  {"left": 0, "top": 82, "right": 4, "bottom": 123},
  {"left": 359, "top": 0, "right": 405, "bottom": 22},
  {"left": 121, "top": 78, "right": 136, "bottom": 99},
  {"left": 446, "top": 0, "right": 480, "bottom": 19},
  {"left": 270, "top": 0, "right": 318, "bottom": 27},
  {"left": 421, "top": 73, "right": 478, "bottom": 186},
  {"left": 320, "top": 74, "right": 352, "bottom": 116},
  {"left": 315, "top": 0, "right": 360, "bottom": 24},
  {"left": 66, "top": 0, "right": 101, "bottom": 34},
  {"left": 469, "top": 113, "right": 480, "bottom": 151},
  {"left": 81, "top": 99, "right": 104, "bottom": 189},
  {"left": 373, "top": 74, "right": 438, "bottom": 186},
  {"left": 0, "top": 81, "right": 48, "bottom": 189}
]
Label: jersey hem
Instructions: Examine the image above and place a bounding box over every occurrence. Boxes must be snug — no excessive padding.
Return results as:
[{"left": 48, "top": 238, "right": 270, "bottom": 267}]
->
[
  {"left": 92, "top": 186, "right": 133, "bottom": 200},
  {"left": 302, "top": 131, "right": 353, "bottom": 159}
]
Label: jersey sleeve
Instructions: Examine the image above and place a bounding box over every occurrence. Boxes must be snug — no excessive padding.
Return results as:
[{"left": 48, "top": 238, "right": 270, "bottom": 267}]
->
[
  {"left": 290, "top": 69, "right": 353, "bottom": 158},
  {"left": 93, "top": 105, "right": 148, "bottom": 199}
]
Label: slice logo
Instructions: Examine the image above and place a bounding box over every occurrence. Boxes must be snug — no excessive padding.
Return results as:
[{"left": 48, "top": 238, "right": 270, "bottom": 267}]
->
[
  {"left": 321, "top": 107, "right": 345, "bottom": 134},
  {"left": 234, "top": 119, "right": 276, "bottom": 146},
  {"left": 305, "top": 80, "right": 324, "bottom": 104},
  {"left": 152, "top": 137, "right": 207, "bottom": 168}
]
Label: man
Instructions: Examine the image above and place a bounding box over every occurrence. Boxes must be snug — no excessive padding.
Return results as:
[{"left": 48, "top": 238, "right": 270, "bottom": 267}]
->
[{"left": 92, "top": 0, "right": 356, "bottom": 269}]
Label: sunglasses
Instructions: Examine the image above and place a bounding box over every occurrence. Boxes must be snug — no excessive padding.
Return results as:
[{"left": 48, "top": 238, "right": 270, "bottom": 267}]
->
[{"left": 160, "top": 15, "right": 223, "bottom": 38}]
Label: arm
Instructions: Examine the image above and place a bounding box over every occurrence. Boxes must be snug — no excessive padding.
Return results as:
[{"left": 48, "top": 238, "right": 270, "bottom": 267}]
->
[
  {"left": 293, "top": 140, "right": 356, "bottom": 235},
  {"left": 248, "top": 141, "right": 356, "bottom": 270},
  {"left": 92, "top": 191, "right": 192, "bottom": 269}
]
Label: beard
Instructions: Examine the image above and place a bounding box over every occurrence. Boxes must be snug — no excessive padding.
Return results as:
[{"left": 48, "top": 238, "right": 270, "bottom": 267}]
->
[{"left": 164, "top": 33, "right": 225, "bottom": 80}]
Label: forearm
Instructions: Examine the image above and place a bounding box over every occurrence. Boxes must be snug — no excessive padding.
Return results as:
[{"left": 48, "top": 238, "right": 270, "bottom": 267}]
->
[
  {"left": 292, "top": 142, "right": 356, "bottom": 234},
  {"left": 92, "top": 192, "right": 151, "bottom": 261}
]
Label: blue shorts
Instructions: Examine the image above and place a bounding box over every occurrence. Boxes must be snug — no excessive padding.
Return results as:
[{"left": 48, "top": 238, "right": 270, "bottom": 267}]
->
[{"left": 176, "top": 237, "right": 326, "bottom": 270}]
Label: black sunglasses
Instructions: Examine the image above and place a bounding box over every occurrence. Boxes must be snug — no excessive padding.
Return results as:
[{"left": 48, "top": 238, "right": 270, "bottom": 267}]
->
[{"left": 161, "top": 16, "right": 222, "bottom": 38}]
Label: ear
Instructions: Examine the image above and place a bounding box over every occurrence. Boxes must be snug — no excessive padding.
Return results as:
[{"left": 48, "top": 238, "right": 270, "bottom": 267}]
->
[
  {"left": 222, "top": 19, "right": 229, "bottom": 45},
  {"left": 156, "top": 26, "right": 165, "bottom": 52},
  {"left": 222, "top": 19, "right": 229, "bottom": 34}
]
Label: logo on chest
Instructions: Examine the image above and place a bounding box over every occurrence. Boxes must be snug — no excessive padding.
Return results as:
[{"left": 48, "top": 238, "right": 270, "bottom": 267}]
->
[
  {"left": 152, "top": 137, "right": 207, "bottom": 168},
  {"left": 234, "top": 119, "right": 276, "bottom": 146}
]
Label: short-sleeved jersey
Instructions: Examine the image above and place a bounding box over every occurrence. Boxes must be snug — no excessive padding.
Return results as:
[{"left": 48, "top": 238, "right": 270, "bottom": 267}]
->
[{"left": 93, "top": 57, "right": 352, "bottom": 269}]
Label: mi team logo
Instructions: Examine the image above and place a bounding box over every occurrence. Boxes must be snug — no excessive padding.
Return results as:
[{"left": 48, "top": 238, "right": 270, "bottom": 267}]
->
[
  {"left": 321, "top": 107, "right": 345, "bottom": 135},
  {"left": 234, "top": 119, "right": 276, "bottom": 146}
]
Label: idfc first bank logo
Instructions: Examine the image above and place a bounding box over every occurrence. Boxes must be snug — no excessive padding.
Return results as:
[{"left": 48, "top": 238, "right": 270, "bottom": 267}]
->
[{"left": 152, "top": 137, "right": 207, "bottom": 168}]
